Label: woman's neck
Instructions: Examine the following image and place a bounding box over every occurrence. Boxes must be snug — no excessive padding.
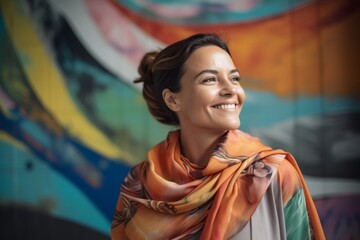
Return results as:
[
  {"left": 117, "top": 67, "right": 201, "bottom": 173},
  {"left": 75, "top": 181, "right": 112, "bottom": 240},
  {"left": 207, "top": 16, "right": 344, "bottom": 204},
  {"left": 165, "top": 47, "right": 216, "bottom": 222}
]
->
[{"left": 179, "top": 128, "right": 227, "bottom": 167}]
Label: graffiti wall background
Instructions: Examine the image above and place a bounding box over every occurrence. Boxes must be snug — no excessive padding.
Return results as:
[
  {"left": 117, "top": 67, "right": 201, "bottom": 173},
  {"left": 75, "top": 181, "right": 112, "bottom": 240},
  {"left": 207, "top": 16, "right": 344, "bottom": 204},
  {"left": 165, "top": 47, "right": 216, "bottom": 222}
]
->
[{"left": 0, "top": 0, "right": 359, "bottom": 239}]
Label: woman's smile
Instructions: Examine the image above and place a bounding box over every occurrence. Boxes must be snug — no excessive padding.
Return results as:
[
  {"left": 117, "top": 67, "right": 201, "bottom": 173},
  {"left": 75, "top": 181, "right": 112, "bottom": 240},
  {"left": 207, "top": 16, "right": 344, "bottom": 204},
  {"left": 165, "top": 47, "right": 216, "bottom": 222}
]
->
[{"left": 212, "top": 103, "right": 239, "bottom": 110}]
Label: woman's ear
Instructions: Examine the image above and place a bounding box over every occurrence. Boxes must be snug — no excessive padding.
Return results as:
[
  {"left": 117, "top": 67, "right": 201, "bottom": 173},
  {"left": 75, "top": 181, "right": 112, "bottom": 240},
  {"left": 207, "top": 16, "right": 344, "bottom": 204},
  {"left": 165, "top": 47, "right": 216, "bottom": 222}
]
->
[{"left": 162, "top": 89, "right": 180, "bottom": 112}]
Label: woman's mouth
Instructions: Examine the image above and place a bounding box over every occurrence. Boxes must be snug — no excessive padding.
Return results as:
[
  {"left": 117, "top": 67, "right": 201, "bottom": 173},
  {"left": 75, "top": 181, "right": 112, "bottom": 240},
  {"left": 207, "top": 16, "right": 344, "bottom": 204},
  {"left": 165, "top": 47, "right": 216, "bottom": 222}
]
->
[{"left": 213, "top": 104, "right": 238, "bottom": 110}]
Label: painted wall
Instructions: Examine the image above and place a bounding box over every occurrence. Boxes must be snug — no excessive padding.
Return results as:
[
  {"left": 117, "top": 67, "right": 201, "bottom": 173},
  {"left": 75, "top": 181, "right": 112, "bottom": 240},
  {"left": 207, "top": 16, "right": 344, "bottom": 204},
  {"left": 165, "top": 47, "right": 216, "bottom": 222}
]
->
[{"left": 0, "top": 0, "right": 359, "bottom": 239}]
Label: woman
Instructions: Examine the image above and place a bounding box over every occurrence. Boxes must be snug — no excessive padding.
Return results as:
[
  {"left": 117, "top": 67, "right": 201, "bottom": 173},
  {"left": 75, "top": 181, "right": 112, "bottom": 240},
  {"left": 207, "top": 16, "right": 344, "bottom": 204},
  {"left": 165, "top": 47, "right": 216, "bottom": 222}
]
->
[{"left": 111, "top": 34, "right": 325, "bottom": 239}]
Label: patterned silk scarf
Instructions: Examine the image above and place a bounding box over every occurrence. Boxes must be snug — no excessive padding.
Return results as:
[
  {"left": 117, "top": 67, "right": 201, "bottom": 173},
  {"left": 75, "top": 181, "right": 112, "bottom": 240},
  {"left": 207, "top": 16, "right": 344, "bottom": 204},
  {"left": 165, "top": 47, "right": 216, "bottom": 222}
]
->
[{"left": 111, "top": 130, "right": 325, "bottom": 239}]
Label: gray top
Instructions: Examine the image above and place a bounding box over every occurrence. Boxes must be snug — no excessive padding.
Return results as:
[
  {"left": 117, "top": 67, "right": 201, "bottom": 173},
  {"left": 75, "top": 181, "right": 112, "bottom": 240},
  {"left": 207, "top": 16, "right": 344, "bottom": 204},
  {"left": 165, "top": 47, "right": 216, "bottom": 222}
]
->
[{"left": 230, "top": 176, "right": 286, "bottom": 239}]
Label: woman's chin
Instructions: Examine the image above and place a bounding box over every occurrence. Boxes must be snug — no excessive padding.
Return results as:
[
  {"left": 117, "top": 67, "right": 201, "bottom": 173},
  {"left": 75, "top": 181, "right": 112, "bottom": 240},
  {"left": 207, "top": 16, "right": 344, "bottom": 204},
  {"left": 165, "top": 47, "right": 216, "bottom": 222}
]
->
[{"left": 220, "top": 121, "right": 241, "bottom": 131}]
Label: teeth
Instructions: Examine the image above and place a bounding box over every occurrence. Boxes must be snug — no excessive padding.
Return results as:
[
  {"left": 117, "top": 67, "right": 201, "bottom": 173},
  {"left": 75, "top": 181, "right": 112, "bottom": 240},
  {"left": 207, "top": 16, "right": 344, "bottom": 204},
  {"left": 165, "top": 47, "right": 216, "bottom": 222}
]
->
[{"left": 214, "top": 104, "right": 237, "bottom": 109}]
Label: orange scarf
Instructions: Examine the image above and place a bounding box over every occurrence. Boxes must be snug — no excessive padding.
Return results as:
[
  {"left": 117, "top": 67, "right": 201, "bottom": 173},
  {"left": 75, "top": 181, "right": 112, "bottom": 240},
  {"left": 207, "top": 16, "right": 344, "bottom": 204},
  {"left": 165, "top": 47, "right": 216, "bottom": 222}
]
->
[{"left": 111, "top": 130, "right": 325, "bottom": 239}]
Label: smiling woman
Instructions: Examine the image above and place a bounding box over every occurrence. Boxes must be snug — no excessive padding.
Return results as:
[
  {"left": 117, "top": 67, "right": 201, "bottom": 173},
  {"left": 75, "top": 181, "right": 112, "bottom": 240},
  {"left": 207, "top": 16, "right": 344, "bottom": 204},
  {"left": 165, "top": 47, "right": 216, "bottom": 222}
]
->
[
  {"left": 110, "top": 33, "right": 325, "bottom": 240},
  {"left": 163, "top": 45, "right": 246, "bottom": 167}
]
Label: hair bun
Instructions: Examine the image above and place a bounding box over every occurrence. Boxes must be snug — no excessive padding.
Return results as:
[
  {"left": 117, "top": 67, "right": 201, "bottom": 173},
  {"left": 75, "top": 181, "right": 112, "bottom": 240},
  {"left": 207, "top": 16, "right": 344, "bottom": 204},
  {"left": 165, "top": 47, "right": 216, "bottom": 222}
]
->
[
  {"left": 134, "top": 51, "right": 170, "bottom": 124},
  {"left": 134, "top": 51, "right": 158, "bottom": 84}
]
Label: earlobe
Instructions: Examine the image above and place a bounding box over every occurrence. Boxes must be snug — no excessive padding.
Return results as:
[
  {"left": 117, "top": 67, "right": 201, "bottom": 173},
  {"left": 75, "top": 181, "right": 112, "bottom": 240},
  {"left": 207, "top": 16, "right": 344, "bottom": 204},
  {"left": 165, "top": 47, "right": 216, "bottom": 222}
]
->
[{"left": 162, "top": 89, "right": 180, "bottom": 112}]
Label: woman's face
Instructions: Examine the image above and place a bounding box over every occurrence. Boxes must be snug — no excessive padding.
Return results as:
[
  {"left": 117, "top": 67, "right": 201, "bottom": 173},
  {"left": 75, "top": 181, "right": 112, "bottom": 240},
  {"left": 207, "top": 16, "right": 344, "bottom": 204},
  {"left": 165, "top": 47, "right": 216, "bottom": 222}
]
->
[{"left": 171, "top": 45, "right": 246, "bottom": 134}]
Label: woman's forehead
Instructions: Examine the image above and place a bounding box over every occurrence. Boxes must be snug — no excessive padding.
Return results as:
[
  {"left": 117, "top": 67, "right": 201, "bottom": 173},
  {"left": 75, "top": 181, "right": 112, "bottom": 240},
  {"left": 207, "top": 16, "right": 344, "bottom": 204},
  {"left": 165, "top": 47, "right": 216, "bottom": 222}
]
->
[{"left": 183, "top": 45, "right": 235, "bottom": 73}]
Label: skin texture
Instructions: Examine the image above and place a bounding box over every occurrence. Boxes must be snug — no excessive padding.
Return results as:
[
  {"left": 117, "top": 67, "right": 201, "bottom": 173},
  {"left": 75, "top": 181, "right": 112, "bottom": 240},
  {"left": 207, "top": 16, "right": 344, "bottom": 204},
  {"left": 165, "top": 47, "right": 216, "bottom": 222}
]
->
[{"left": 163, "top": 45, "right": 246, "bottom": 166}]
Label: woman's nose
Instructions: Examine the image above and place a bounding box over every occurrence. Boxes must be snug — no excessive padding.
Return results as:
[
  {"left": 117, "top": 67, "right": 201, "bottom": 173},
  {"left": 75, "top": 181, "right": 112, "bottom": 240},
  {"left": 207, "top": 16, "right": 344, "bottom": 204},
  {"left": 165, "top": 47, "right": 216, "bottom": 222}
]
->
[{"left": 219, "top": 80, "right": 237, "bottom": 96}]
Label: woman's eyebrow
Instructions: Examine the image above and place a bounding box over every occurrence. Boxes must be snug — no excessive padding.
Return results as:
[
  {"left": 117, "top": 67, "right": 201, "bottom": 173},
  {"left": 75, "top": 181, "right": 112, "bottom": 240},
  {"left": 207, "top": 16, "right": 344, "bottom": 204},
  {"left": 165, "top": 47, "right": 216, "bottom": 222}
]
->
[
  {"left": 194, "top": 68, "right": 239, "bottom": 78},
  {"left": 230, "top": 69, "right": 240, "bottom": 74},
  {"left": 194, "top": 69, "right": 218, "bottom": 78}
]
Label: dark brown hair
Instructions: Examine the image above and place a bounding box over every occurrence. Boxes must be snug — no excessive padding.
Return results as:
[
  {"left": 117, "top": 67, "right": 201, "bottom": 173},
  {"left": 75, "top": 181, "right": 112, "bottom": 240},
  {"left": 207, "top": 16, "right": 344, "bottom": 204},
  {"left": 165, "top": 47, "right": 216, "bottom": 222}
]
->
[{"left": 134, "top": 33, "right": 231, "bottom": 125}]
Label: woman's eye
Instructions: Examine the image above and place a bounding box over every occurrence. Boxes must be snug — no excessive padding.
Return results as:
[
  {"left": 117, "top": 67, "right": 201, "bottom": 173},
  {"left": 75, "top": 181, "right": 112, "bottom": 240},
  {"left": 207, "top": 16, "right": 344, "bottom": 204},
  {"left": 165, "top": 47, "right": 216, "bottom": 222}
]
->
[
  {"left": 203, "top": 77, "right": 216, "bottom": 83},
  {"left": 231, "top": 76, "right": 241, "bottom": 83}
]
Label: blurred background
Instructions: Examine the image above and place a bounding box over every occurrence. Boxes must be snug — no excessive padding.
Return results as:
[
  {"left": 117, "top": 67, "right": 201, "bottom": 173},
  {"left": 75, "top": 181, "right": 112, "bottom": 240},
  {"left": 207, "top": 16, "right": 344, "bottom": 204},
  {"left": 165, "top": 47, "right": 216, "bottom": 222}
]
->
[{"left": 0, "top": 0, "right": 359, "bottom": 239}]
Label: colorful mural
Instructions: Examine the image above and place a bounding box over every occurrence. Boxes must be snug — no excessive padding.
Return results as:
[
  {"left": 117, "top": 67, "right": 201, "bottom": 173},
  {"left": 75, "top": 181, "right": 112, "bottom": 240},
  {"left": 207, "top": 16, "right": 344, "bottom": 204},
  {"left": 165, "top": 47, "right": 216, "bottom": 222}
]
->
[{"left": 0, "top": 0, "right": 359, "bottom": 239}]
